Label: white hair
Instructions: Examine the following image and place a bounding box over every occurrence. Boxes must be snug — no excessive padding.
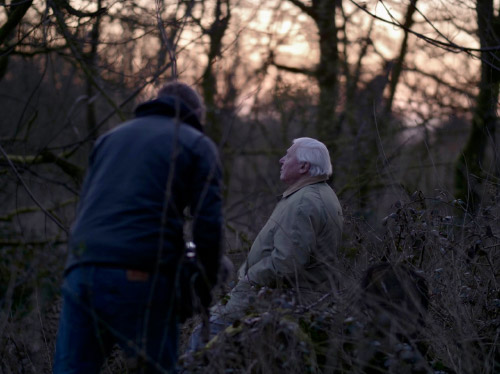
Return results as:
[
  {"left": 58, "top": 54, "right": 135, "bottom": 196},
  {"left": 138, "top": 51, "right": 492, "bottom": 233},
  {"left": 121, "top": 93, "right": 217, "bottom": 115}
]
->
[{"left": 293, "top": 137, "right": 332, "bottom": 177}]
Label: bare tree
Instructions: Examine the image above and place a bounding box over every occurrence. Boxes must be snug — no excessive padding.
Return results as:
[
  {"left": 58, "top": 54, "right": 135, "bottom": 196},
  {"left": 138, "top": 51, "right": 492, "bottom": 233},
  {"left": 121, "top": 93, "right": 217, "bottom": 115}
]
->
[
  {"left": 0, "top": 0, "right": 33, "bottom": 80},
  {"left": 455, "top": 0, "right": 500, "bottom": 211},
  {"left": 276, "top": 0, "right": 340, "bottom": 141}
]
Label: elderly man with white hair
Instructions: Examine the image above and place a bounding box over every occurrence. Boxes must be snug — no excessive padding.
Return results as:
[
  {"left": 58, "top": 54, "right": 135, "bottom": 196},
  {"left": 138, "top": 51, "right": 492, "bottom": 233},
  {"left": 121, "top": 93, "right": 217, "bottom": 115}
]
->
[{"left": 188, "top": 137, "right": 343, "bottom": 351}]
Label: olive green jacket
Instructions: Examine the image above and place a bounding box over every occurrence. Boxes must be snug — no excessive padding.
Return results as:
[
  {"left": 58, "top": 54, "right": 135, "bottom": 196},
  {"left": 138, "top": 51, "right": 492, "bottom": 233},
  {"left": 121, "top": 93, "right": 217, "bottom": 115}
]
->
[{"left": 215, "top": 176, "right": 343, "bottom": 319}]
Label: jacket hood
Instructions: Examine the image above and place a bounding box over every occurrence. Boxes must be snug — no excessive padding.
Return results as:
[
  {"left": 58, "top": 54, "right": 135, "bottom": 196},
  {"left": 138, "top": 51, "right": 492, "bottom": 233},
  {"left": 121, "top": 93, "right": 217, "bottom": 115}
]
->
[{"left": 134, "top": 96, "right": 204, "bottom": 133}]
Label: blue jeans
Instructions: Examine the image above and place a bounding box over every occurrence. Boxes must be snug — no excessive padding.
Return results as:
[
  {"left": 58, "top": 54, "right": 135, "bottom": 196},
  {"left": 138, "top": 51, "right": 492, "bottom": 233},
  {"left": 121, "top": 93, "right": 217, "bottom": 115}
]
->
[{"left": 53, "top": 265, "right": 178, "bottom": 373}]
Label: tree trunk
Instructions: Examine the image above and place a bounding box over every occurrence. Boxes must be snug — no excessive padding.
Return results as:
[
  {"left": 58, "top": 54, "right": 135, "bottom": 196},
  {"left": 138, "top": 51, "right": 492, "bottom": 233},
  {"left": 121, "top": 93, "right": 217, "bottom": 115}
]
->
[
  {"left": 313, "top": 0, "right": 339, "bottom": 142},
  {"left": 455, "top": 0, "right": 500, "bottom": 211},
  {"left": 0, "top": 0, "right": 33, "bottom": 81},
  {"left": 384, "top": 0, "right": 418, "bottom": 116},
  {"left": 201, "top": 0, "right": 230, "bottom": 145},
  {"left": 85, "top": 0, "right": 103, "bottom": 139}
]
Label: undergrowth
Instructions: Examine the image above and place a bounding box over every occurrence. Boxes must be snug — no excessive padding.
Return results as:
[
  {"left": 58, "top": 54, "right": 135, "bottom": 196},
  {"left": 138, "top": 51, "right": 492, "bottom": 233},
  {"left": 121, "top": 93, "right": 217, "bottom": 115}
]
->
[{"left": 1, "top": 188, "right": 499, "bottom": 373}]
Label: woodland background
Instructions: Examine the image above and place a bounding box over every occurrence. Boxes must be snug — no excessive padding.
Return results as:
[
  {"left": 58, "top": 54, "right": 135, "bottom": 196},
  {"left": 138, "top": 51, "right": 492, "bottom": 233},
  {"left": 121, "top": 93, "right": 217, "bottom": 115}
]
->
[{"left": 0, "top": 0, "right": 499, "bottom": 373}]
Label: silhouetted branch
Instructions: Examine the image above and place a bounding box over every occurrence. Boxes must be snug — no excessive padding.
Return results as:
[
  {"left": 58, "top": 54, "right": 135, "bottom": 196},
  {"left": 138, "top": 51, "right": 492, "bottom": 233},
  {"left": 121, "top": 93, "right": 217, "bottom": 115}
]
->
[
  {"left": 287, "top": 0, "right": 314, "bottom": 18},
  {"left": 53, "top": 0, "right": 107, "bottom": 18},
  {"left": 48, "top": 0, "right": 126, "bottom": 121},
  {"left": 272, "top": 61, "right": 315, "bottom": 76},
  {"left": 155, "top": 0, "right": 177, "bottom": 78},
  {"left": 62, "top": 61, "right": 172, "bottom": 158},
  {"left": 384, "top": 0, "right": 419, "bottom": 115},
  {"left": 349, "top": 0, "right": 500, "bottom": 54},
  {"left": 0, "top": 0, "right": 33, "bottom": 46},
  {"left": 0, "top": 143, "right": 69, "bottom": 234},
  {"left": 3, "top": 150, "right": 83, "bottom": 183}
]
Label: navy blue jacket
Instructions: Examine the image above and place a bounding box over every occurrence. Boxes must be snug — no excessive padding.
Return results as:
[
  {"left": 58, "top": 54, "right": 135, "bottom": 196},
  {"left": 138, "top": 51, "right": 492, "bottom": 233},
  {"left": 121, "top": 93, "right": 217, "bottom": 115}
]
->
[{"left": 66, "top": 97, "right": 223, "bottom": 285}]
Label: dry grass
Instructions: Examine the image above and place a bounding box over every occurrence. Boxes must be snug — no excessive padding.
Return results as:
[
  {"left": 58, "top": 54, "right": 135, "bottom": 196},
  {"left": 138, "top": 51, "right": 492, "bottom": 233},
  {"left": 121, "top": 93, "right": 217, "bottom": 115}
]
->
[{"left": 1, "top": 187, "right": 498, "bottom": 373}]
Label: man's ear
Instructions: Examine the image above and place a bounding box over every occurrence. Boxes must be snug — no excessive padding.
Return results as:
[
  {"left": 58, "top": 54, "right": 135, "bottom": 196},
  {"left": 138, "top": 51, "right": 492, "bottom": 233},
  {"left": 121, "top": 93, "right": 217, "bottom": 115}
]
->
[{"left": 299, "top": 162, "right": 310, "bottom": 175}]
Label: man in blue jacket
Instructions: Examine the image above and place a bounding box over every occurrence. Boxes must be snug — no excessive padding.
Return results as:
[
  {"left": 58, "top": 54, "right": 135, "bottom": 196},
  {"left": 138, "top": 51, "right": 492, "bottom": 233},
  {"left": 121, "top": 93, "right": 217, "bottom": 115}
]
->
[{"left": 53, "top": 82, "right": 223, "bottom": 373}]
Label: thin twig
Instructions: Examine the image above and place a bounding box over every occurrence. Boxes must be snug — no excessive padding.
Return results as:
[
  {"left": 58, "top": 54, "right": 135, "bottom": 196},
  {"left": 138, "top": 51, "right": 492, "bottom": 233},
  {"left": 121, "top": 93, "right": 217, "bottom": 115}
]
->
[
  {"left": 156, "top": 0, "right": 177, "bottom": 78},
  {"left": 0, "top": 143, "right": 69, "bottom": 234},
  {"left": 349, "top": 0, "right": 499, "bottom": 53}
]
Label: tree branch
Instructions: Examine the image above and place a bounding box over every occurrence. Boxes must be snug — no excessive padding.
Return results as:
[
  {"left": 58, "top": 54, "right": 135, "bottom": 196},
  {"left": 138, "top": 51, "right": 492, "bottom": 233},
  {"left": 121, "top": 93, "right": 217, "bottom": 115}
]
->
[
  {"left": 272, "top": 61, "right": 315, "bottom": 76},
  {"left": 287, "top": 0, "right": 314, "bottom": 18},
  {"left": 54, "top": 0, "right": 107, "bottom": 18},
  {"left": 0, "top": 0, "right": 33, "bottom": 46},
  {"left": 3, "top": 150, "right": 83, "bottom": 183},
  {"left": 48, "top": 0, "right": 126, "bottom": 121},
  {"left": 349, "top": 0, "right": 500, "bottom": 54},
  {"left": 155, "top": 0, "right": 177, "bottom": 78},
  {"left": 0, "top": 143, "right": 69, "bottom": 234},
  {"left": 61, "top": 62, "right": 172, "bottom": 158}
]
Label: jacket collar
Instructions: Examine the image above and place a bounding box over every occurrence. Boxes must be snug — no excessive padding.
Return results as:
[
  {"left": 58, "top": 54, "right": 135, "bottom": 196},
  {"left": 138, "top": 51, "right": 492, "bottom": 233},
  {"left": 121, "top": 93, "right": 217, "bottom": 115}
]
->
[
  {"left": 134, "top": 96, "right": 204, "bottom": 133},
  {"left": 282, "top": 175, "right": 329, "bottom": 198}
]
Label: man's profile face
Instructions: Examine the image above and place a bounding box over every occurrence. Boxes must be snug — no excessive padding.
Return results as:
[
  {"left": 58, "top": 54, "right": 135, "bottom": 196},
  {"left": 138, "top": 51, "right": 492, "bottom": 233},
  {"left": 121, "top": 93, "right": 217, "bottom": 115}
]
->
[{"left": 279, "top": 143, "right": 305, "bottom": 185}]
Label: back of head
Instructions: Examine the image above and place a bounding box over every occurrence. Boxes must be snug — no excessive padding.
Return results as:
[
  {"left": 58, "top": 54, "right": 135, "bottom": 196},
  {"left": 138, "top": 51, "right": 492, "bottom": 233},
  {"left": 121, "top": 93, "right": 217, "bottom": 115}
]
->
[
  {"left": 293, "top": 137, "right": 332, "bottom": 177},
  {"left": 157, "top": 81, "right": 206, "bottom": 124}
]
